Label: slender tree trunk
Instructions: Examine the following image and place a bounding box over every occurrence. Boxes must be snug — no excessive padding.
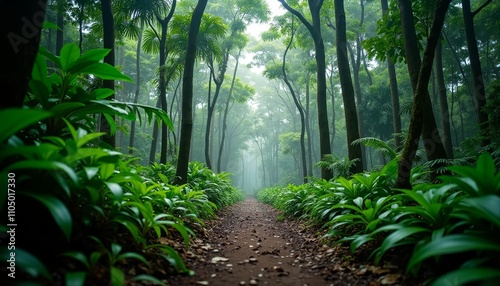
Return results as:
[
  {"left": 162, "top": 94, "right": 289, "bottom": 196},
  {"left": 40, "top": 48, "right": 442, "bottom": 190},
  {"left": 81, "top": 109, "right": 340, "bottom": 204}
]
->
[
  {"left": 205, "top": 52, "right": 229, "bottom": 169},
  {"left": 381, "top": 0, "right": 402, "bottom": 150},
  {"left": 129, "top": 24, "right": 143, "bottom": 155},
  {"left": 281, "top": 22, "right": 308, "bottom": 183},
  {"left": 175, "top": 0, "right": 208, "bottom": 184},
  {"left": 157, "top": 2, "right": 176, "bottom": 164},
  {"left": 396, "top": 0, "right": 451, "bottom": 189},
  {"left": 305, "top": 71, "right": 314, "bottom": 177},
  {"left": 335, "top": 0, "right": 364, "bottom": 174},
  {"left": 279, "top": 0, "right": 333, "bottom": 180},
  {"left": 462, "top": 0, "right": 489, "bottom": 146},
  {"left": 149, "top": 97, "right": 161, "bottom": 164},
  {"left": 435, "top": 38, "right": 454, "bottom": 158},
  {"left": 217, "top": 50, "right": 241, "bottom": 173},
  {"left": 1, "top": 0, "right": 48, "bottom": 109},
  {"left": 56, "top": 0, "right": 64, "bottom": 55},
  {"left": 100, "top": 0, "right": 115, "bottom": 148}
]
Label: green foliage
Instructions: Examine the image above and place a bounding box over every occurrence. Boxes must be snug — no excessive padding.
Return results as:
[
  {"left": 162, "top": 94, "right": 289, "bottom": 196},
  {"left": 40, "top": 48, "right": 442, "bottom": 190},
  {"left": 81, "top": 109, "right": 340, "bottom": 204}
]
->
[
  {"left": 315, "top": 154, "right": 360, "bottom": 179},
  {"left": 0, "top": 44, "right": 243, "bottom": 284},
  {"left": 26, "top": 43, "right": 172, "bottom": 142},
  {"left": 256, "top": 153, "right": 500, "bottom": 285}
]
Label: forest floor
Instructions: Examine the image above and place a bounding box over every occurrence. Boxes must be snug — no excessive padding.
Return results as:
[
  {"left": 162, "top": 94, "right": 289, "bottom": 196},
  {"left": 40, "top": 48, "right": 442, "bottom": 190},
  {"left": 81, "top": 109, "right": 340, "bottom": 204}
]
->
[{"left": 166, "top": 197, "right": 425, "bottom": 286}]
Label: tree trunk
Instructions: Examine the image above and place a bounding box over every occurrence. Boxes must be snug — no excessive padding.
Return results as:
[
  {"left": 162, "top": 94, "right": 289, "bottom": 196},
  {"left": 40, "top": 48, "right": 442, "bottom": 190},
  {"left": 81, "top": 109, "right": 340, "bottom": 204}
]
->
[
  {"left": 175, "top": 0, "right": 208, "bottom": 184},
  {"left": 56, "top": 0, "right": 64, "bottom": 55},
  {"left": 435, "top": 37, "right": 454, "bottom": 158},
  {"left": 334, "top": 0, "right": 364, "bottom": 174},
  {"left": 281, "top": 22, "right": 308, "bottom": 183},
  {"left": 0, "top": 0, "right": 48, "bottom": 110},
  {"left": 279, "top": 0, "right": 333, "bottom": 180},
  {"left": 396, "top": 0, "right": 451, "bottom": 189},
  {"left": 100, "top": 0, "right": 115, "bottom": 148},
  {"left": 462, "top": 0, "right": 489, "bottom": 146},
  {"left": 149, "top": 97, "right": 161, "bottom": 164},
  {"left": 217, "top": 49, "right": 241, "bottom": 173},
  {"left": 381, "top": 0, "right": 402, "bottom": 150},
  {"left": 129, "top": 24, "right": 143, "bottom": 155},
  {"left": 157, "top": 2, "right": 176, "bottom": 164}
]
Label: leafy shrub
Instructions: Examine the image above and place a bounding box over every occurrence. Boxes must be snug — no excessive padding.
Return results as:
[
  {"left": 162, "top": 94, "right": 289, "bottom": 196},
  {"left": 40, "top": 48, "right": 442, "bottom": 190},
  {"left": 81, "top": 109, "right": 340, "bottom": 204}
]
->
[
  {"left": 256, "top": 153, "right": 500, "bottom": 285},
  {"left": 0, "top": 43, "right": 243, "bottom": 285}
]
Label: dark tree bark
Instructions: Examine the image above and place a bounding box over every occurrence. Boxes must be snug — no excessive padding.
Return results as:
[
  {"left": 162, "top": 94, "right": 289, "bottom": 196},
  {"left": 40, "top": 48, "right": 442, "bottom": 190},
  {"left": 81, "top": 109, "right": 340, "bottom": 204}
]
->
[
  {"left": 279, "top": 0, "right": 333, "bottom": 180},
  {"left": 381, "top": 0, "right": 402, "bottom": 150},
  {"left": 396, "top": 0, "right": 451, "bottom": 189},
  {"left": 129, "top": 24, "right": 143, "bottom": 155},
  {"left": 0, "top": 0, "right": 48, "bottom": 110},
  {"left": 435, "top": 38, "right": 454, "bottom": 158},
  {"left": 175, "top": 0, "right": 208, "bottom": 184},
  {"left": 55, "top": 0, "right": 64, "bottom": 55},
  {"left": 100, "top": 0, "right": 115, "bottom": 148},
  {"left": 334, "top": 0, "right": 364, "bottom": 174},
  {"left": 462, "top": 0, "right": 489, "bottom": 146}
]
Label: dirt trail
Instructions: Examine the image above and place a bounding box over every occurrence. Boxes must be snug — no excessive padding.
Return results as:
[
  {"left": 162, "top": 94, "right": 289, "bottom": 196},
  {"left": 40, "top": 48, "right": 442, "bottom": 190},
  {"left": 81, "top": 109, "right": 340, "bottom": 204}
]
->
[{"left": 168, "top": 197, "right": 413, "bottom": 286}]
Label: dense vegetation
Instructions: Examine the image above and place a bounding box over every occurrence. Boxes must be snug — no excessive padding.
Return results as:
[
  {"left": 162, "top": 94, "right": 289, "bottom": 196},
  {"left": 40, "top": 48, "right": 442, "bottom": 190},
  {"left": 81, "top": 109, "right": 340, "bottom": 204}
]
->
[
  {"left": 1, "top": 0, "right": 499, "bottom": 285},
  {"left": 257, "top": 152, "right": 500, "bottom": 285}
]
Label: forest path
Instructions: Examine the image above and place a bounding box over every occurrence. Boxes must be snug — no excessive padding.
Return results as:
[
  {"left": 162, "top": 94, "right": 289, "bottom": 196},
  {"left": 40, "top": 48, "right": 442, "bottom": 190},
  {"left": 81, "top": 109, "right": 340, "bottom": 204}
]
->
[{"left": 167, "top": 197, "right": 410, "bottom": 286}]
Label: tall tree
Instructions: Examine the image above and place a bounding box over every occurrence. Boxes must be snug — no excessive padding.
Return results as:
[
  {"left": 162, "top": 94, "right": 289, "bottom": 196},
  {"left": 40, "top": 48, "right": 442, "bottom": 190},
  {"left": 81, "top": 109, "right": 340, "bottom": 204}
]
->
[
  {"left": 129, "top": 23, "right": 144, "bottom": 154},
  {"left": 334, "top": 0, "right": 364, "bottom": 174},
  {"left": 281, "top": 18, "right": 308, "bottom": 182},
  {"left": 175, "top": 0, "right": 209, "bottom": 184},
  {"left": 462, "top": 0, "right": 490, "bottom": 146},
  {"left": 380, "top": 0, "right": 402, "bottom": 150},
  {"left": 278, "top": 0, "right": 333, "bottom": 180},
  {"left": 1, "top": 0, "right": 48, "bottom": 109},
  {"left": 204, "top": 0, "right": 267, "bottom": 170},
  {"left": 396, "top": 0, "right": 451, "bottom": 189},
  {"left": 434, "top": 37, "right": 454, "bottom": 158}
]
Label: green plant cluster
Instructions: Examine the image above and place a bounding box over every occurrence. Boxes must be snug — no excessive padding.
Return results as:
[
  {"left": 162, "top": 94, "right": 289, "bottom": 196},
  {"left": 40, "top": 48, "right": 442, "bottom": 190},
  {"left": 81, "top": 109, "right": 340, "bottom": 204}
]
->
[
  {"left": 0, "top": 44, "right": 243, "bottom": 285},
  {"left": 257, "top": 155, "right": 500, "bottom": 285}
]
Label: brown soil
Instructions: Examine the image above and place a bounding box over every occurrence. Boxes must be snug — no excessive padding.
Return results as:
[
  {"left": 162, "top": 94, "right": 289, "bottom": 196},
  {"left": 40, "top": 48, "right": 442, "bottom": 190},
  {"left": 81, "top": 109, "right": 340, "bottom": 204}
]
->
[{"left": 167, "top": 197, "right": 422, "bottom": 286}]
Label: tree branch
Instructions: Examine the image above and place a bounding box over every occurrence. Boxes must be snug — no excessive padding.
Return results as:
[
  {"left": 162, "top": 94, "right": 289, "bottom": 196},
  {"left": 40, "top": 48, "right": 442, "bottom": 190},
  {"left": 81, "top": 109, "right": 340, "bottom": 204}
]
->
[{"left": 472, "top": 0, "right": 492, "bottom": 17}]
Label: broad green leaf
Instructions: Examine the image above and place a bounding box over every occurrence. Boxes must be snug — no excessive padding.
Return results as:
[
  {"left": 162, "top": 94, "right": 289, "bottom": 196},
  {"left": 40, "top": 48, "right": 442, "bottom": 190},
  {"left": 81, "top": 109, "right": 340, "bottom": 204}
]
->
[
  {"left": 408, "top": 234, "right": 500, "bottom": 272},
  {"left": 6, "top": 160, "right": 78, "bottom": 184},
  {"left": 65, "top": 271, "right": 86, "bottom": 286},
  {"left": 2, "top": 248, "right": 52, "bottom": 280},
  {"left": 0, "top": 109, "right": 52, "bottom": 142},
  {"left": 431, "top": 267, "right": 500, "bottom": 286},
  {"left": 32, "top": 54, "right": 47, "bottom": 81},
  {"left": 100, "top": 163, "right": 115, "bottom": 180},
  {"left": 116, "top": 252, "right": 149, "bottom": 265},
  {"left": 84, "top": 167, "right": 99, "bottom": 180},
  {"left": 105, "top": 182, "right": 123, "bottom": 201},
  {"left": 110, "top": 266, "right": 124, "bottom": 286},
  {"left": 77, "top": 132, "right": 105, "bottom": 147},
  {"left": 375, "top": 226, "right": 430, "bottom": 264},
  {"left": 49, "top": 102, "right": 86, "bottom": 117},
  {"left": 91, "top": 88, "right": 115, "bottom": 100},
  {"left": 79, "top": 62, "right": 133, "bottom": 82},
  {"left": 67, "top": 49, "right": 110, "bottom": 75},
  {"left": 38, "top": 46, "right": 61, "bottom": 68},
  {"left": 62, "top": 251, "right": 90, "bottom": 269},
  {"left": 461, "top": 195, "right": 500, "bottom": 227},
  {"left": 60, "top": 43, "right": 81, "bottom": 72},
  {"left": 24, "top": 193, "right": 72, "bottom": 241}
]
